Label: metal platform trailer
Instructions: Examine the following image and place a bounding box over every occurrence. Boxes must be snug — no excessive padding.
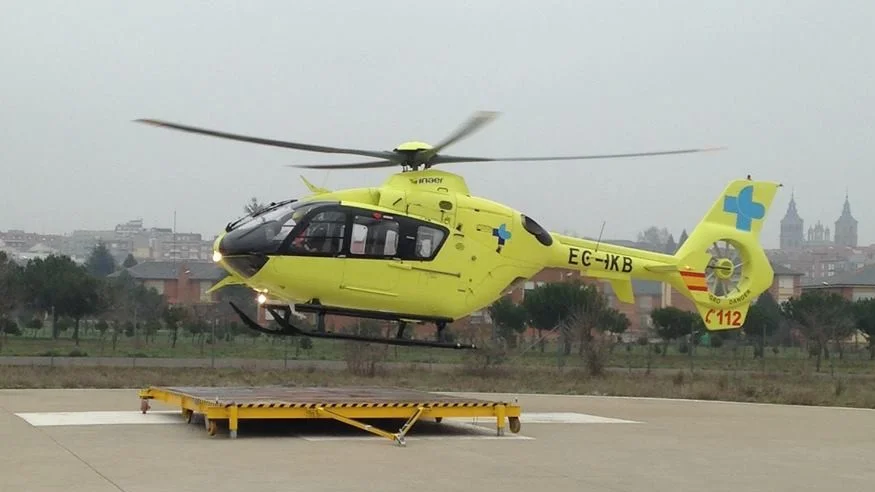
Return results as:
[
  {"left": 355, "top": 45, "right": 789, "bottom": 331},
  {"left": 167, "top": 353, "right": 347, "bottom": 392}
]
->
[{"left": 138, "top": 385, "right": 522, "bottom": 446}]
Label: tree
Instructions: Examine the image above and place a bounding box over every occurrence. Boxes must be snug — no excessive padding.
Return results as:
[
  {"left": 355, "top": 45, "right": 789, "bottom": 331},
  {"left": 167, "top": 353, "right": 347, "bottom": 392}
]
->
[
  {"left": 0, "top": 252, "right": 22, "bottom": 322},
  {"left": 636, "top": 226, "right": 671, "bottom": 249},
  {"left": 522, "top": 280, "right": 602, "bottom": 354},
  {"left": 101, "top": 271, "right": 166, "bottom": 347},
  {"left": 22, "top": 255, "right": 102, "bottom": 339},
  {"left": 0, "top": 252, "right": 23, "bottom": 350},
  {"left": 782, "top": 291, "right": 855, "bottom": 372},
  {"left": 678, "top": 229, "right": 689, "bottom": 248},
  {"left": 664, "top": 234, "right": 677, "bottom": 254},
  {"left": 566, "top": 285, "right": 608, "bottom": 356},
  {"left": 244, "top": 197, "right": 268, "bottom": 215},
  {"left": 85, "top": 242, "right": 117, "bottom": 277},
  {"left": 487, "top": 296, "right": 528, "bottom": 348},
  {"left": 66, "top": 272, "right": 102, "bottom": 345},
  {"left": 852, "top": 298, "right": 875, "bottom": 360},
  {"left": 649, "top": 306, "right": 695, "bottom": 355},
  {"left": 599, "top": 307, "right": 630, "bottom": 339},
  {"left": 741, "top": 292, "right": 783, "bottom": 357},
  {"left": 162, "top": 304, "right": 188, "bottom": 348},
  {"left": 122, "top": 254, "right": 138, "bottom": 268}
]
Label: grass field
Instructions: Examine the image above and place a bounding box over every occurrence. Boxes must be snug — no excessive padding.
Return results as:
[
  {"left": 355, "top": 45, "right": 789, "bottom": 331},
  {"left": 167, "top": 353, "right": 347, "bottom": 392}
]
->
[
  {"left": 3, "top": 330, "right": 874, "bottom": 375},
  {"left": 3, "top": 330, "right": 874, "bottom": 409},
  {"left": 3, "top": 364, "right": 874, "bottom": 409}
]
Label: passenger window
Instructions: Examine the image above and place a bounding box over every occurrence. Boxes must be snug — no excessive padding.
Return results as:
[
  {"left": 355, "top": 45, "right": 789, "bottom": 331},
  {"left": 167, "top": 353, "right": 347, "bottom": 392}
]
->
[
  {"left": 288, "top": 210, "right": 346, "bottom": 254},
  {"left": 351, "top": 215, "right": 399, "bottom": 256},
  {"left": 415, "top": 226, "right": 445, "bottom": 259}
]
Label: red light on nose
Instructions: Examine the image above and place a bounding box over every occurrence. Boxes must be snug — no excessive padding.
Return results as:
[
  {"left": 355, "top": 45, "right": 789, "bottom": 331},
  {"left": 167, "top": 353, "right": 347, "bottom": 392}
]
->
[{"left": 373, "top": 212, "right": 382, "bottom": 219}]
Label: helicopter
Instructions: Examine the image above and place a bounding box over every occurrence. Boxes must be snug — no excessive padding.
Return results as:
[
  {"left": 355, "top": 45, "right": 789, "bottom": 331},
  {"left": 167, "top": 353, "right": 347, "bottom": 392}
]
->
[{"left": 136, "top": 111, "right": 781, "bottom": 350}]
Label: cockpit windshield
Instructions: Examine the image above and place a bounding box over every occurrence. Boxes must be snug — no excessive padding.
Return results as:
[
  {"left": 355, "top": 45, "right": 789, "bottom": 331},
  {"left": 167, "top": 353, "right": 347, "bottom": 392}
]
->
[{"left": 219, "top": 200, "right": 327, "bottom": 255}]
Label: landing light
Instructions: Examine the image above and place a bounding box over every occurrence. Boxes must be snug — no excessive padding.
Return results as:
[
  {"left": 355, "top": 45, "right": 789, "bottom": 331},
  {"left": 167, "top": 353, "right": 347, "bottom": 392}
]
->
[
  {"left": 257, "top": 293, "right": 267, "bottom": 305},
  {"left": 212, "top": 251, "right": 222, "bottom": 262}
]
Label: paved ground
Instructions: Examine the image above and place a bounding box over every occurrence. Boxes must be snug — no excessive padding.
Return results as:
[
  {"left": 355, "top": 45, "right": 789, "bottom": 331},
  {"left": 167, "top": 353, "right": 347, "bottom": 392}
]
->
[{"left": 2, "top": 388, "right": 873, "bottom": 492}]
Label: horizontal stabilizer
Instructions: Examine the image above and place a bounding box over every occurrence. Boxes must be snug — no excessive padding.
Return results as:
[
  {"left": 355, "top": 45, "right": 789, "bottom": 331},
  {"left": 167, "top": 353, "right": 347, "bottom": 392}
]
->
[
  {"left": 608, "top": 279, "right": 635, "bottom": 304},
  {"left": 644, "top": 264, "right": 679, "bottom": 273}
]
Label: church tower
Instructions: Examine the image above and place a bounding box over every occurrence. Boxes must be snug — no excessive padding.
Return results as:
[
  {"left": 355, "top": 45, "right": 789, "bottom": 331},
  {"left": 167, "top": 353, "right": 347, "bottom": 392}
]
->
[
  {"left": 834, "top": 192, "right": 858, "bottom": 247},
  {"left": 780, "top": 192, "right": 804, "bottom": 250}
]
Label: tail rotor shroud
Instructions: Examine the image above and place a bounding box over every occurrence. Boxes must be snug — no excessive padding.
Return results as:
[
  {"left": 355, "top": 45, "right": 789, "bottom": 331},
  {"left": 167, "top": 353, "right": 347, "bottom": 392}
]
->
[{"left": 705, "top": 239, "right": 747, "bottom": 299}]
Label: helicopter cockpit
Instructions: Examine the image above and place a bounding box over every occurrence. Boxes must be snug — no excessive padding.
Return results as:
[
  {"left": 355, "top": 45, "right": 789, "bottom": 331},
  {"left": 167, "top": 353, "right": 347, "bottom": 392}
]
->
[
  {"left": 219, "top": 200, "right": 337, "bottom": 255},
  {"left": 219, "top": 198, "right": 450, "bottom": 264}
]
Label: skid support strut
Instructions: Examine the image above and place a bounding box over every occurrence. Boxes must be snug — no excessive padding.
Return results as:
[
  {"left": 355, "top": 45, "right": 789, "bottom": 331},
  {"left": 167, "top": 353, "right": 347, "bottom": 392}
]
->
[{"left": 315, "top": 406, "right": 426, "bottom": 446}]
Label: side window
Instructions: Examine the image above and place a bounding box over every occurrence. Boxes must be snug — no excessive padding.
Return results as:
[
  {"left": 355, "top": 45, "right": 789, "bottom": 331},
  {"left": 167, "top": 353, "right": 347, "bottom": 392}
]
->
[
  {"left": 521, "top": 214, "right": 553, "bottom": 246},
  {"left": 288, "top": 210, "right": 347, "bottom": 255},
  {"left": 351, "top": 215, "right": 400, "bottom": 257},
  {"left": 414, "top": 225, "right": 445, "bottom": 259}
]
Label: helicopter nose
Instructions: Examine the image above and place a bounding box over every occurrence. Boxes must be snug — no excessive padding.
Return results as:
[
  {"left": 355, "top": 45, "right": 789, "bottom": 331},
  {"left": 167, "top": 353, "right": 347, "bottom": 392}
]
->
[
  {"left": 212, "top": 232, "right": 270, "bottom": 278},
  {"left": 221, "top": 254, "right": 269, "bottom": 279}
]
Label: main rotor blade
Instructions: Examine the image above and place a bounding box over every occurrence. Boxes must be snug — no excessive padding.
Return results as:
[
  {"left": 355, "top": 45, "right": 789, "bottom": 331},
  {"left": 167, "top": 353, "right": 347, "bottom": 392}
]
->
[
  {"left": 134, "top": 118, "right": 397, "bottom": 161},
  {"left": 286, "top": 159, "right": 399, "bottom": 169},
  {"left": 429, "top": 146, "right": 726, "bottom": 164},
  {"left": 422, "top": 110, "right": 500, "bottom": 159}
]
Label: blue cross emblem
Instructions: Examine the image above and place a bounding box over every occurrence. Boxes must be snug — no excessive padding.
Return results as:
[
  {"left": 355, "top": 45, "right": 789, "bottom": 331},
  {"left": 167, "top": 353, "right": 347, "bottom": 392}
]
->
[
  {"left": 723, "top": 185, "right": 765, "bottom": 231},
  {"left": 492, "top": 223, "right": 512, "bottom": 251}
]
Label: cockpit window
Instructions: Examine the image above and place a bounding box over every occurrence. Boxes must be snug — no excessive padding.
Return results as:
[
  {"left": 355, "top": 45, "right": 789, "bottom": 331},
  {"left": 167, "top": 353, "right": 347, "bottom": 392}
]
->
[
  {"left": 219, "top": 200, "right": 332, "bottom": 255},
  {"left": 226, "top": 199, "right": 296, "bottom": 233},
  {"left": 287, "top": 209, "right": 347, "bottom": 255}
]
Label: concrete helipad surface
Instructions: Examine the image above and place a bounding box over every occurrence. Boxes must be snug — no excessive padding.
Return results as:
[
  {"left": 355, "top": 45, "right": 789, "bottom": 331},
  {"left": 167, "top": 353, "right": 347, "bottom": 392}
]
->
[{"left": 2, "top": 389, "right": 874, "bottom": 492}]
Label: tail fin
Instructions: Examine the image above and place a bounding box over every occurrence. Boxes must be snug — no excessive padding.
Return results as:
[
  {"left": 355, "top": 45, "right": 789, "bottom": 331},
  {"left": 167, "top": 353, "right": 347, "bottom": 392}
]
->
[{"left": 671, "top": 178, "right": 782, "bottom": 330}]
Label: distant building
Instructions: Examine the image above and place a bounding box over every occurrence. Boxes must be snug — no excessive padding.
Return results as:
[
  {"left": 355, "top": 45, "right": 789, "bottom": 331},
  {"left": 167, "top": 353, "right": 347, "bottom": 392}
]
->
[
  {"left": 47, "top": 218, "right": 215, "bottom": 264},
  {"left": 0, "top": 230, "right": 66, "bottom": 252},
  {"left": 779, "top": 191, "right": 858, "bottom": 250},
  {"left": 833, "top": 194, "right": 859, "bottom": 248},
  {"left": 768, "top": 263, "right": 805, "bottom": 303},
  {"left": 801, "top": 264, "right": 875, "bottom": 302},
  {"left": 109, "top": 260, "right": 225, "bottom": 305}
]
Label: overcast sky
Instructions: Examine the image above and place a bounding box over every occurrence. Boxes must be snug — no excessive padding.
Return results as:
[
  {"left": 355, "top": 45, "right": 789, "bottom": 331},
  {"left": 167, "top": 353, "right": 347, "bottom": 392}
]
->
[{"left": 2, "top": 1, "right": 873, "bottom": 249}]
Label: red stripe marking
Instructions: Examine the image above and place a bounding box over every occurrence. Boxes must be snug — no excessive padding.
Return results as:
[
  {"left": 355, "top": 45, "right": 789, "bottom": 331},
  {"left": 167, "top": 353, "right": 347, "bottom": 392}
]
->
[
  {"left": 680, "top": 271, "right": 705, "bottom": 278},
  {"left": 687, "top": 285, "right": 708, "bottom": 291}
]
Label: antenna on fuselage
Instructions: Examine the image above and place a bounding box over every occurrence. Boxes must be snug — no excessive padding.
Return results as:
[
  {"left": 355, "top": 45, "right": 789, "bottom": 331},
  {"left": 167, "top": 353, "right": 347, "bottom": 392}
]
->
[{"left": 594, "top": 221, "right": 606, "bottom": 253}]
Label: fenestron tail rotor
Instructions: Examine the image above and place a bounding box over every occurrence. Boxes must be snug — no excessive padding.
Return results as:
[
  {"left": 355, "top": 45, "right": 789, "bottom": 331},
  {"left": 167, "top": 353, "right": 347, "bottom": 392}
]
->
[
  {"left": 704, "top": 239, "right": 746, "bottom": 297},
  {"left": 134, "top": 111, "right": 726, "bottom": 171}
]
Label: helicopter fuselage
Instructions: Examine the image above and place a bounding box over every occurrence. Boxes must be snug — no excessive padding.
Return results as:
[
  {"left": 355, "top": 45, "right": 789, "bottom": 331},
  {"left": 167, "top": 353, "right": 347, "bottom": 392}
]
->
[
  {"left": 213, "top": 169, "right": 561, "bottom": 320},
  {"left": 137, "top": 113, "right": 779, "bottom": 345}
]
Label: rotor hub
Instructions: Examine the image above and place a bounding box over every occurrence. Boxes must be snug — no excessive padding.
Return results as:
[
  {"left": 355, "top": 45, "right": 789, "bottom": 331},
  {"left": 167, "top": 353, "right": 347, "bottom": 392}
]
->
[
  {"left": 714, "top": 258, "right": 735, "bottom": 280},
  {"left": 393, "top": 141, "right": 433, "bottom": 152}
]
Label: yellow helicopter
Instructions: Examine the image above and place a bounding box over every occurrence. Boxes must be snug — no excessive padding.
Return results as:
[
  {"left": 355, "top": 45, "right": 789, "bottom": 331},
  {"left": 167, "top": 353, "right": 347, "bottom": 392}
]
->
[{"left": 136, "top": 111, "right": 780, "bottom": 349}]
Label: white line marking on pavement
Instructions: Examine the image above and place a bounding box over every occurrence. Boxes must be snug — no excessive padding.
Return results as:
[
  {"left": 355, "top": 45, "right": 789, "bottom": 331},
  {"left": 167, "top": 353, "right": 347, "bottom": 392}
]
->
[
  {"left": 447, "top": 412, "right": 641, "bottom": 424},
  {"left": 14, "top": 410, "right": 640, "bottom": 429},
  {"left": 15, "top": 410, "right": 183, "bottom": 427}
]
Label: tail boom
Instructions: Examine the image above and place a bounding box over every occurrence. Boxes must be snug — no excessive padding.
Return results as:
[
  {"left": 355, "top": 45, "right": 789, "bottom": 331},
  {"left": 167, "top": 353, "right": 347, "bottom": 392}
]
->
[
  {"left": 546, "top": 178, "right": 781, "bottom": 331},
  {"left": 546, "top": 235, "right": 684, "bottom": 303}
]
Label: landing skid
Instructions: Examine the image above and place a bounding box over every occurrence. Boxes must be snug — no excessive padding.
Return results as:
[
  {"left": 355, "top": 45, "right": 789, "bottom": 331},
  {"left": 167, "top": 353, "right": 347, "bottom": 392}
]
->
[{"left": 228, "top": 302, "right": 477, "bottom": 350}]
